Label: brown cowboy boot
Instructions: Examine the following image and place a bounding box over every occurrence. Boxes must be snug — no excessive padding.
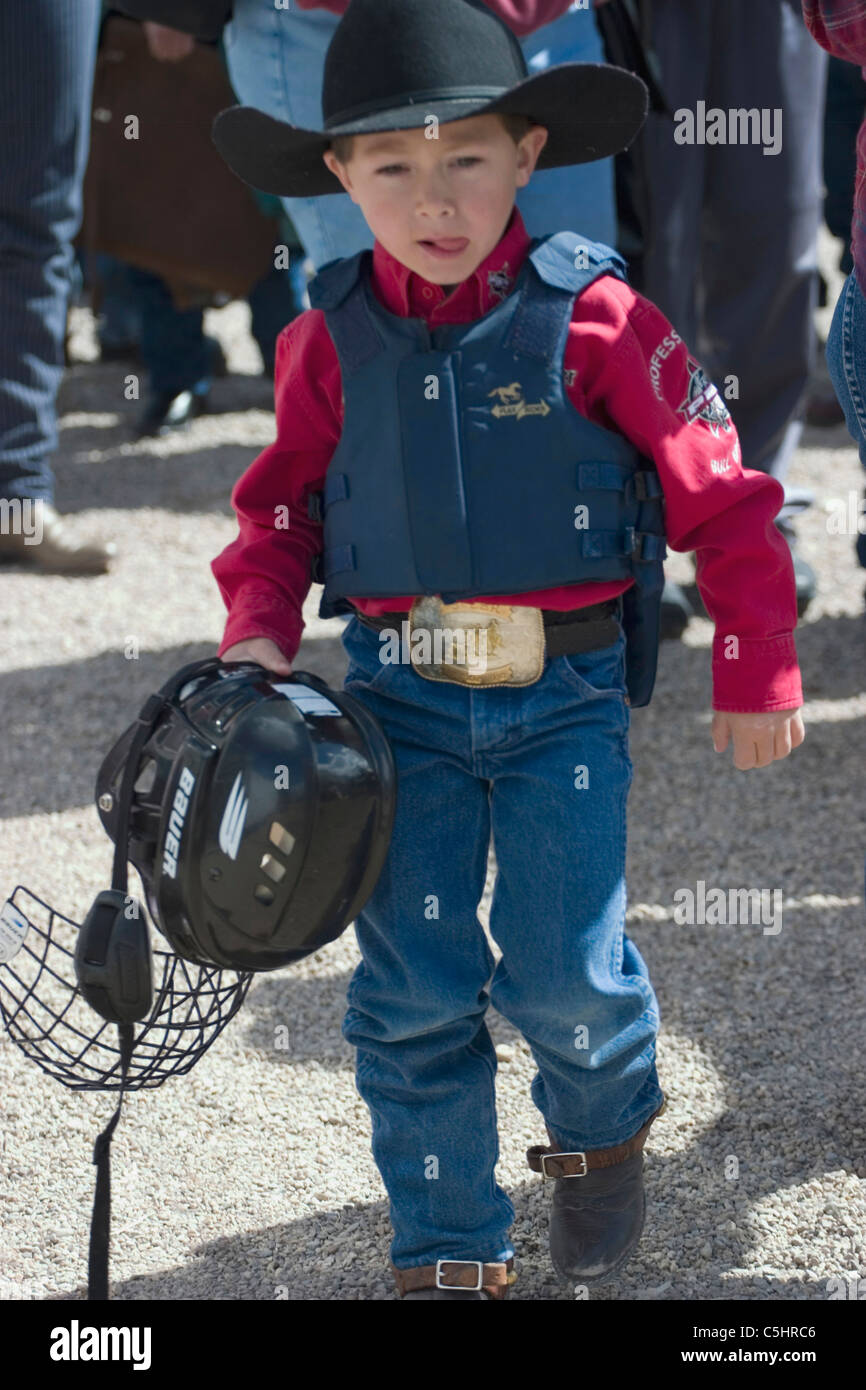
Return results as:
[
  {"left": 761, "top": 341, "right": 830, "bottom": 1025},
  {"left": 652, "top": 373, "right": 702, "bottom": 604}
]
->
[
  {"left": 0, "top": 502, "right": 115, "bottom": 575},
  {"left": 527, "top": 1098, "right": 666, "bottom": 1285},
  {"left": 393, "top": 1258, "right": 516, "bottom": 1300}
]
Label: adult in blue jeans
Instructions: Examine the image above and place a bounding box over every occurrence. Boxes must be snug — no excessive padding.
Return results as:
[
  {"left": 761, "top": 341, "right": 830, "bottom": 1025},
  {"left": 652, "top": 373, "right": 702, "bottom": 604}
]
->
[
  {"left": 223, "top": 0, "right": 617, "bottom": 275},
  {"left": 0, "top": 0, "right": 113, "bottom": 574}
]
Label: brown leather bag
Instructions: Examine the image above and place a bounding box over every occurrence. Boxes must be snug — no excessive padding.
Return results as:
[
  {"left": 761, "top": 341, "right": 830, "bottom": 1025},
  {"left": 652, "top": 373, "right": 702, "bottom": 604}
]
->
[{"left": 81, "top": 15, "right": 278, "bottom": 307}]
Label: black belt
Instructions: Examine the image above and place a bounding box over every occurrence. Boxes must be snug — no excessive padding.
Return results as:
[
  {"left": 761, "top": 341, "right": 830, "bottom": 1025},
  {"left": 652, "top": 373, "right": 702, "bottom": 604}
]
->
[{"left": 353, "top": 597, "right": 623, "bottom": 657}]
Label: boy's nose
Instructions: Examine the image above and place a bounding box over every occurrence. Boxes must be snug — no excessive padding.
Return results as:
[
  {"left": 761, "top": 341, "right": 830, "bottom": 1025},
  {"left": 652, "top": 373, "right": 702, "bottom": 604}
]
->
[{"left": 415, "top": 170, "right": 457, "bottom": 216}]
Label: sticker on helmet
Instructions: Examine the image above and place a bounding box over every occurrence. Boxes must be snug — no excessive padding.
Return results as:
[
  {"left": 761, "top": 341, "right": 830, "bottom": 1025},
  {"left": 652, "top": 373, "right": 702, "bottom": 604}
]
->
[
  {"left": 273, "top": 683, "right": 342, "bottom": 717},
  {"left": 0, "top": 899, "right": 29, "bottom": 964},
  {"left": 218, "top": 771, "right": 248, "bottom": 860}
]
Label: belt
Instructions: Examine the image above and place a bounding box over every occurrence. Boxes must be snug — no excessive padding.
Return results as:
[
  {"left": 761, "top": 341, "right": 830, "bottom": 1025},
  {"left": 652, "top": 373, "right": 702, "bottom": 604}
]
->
[{"left": 353, "top": 597, "right": 622, "bottom": 658}]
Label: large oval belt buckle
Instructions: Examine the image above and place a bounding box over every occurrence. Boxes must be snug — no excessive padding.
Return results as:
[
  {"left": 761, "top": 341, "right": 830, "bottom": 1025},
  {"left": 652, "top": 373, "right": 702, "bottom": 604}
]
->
[{"left": 407, "top": 597, "right": 546, "bottom": 686}]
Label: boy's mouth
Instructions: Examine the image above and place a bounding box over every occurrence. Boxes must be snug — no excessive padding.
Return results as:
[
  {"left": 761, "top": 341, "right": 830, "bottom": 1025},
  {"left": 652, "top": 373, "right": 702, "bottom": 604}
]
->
[{"left": 417, "top": 237, "right": 470, "bottom": 259}]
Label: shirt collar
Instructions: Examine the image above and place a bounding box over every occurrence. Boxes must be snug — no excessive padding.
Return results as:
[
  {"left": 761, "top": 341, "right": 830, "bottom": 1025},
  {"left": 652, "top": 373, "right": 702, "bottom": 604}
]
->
[{"left": 370, "top": 205, "right": 531, "bottom": 324}]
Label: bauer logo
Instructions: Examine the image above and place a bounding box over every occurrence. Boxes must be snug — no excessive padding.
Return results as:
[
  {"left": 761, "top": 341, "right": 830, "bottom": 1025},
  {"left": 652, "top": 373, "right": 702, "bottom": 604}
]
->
[
  {"left": 218, "top": 771, "right": 248, "bottom": 860},
  {"left": 161, "top": 766, "right": 196, "bottom": 880}
]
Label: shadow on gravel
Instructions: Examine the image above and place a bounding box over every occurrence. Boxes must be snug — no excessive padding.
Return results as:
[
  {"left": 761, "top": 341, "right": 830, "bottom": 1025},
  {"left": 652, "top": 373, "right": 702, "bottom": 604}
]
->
[
  {"left": 239, "top": 968, "right": 356, "bottom": 1068},
  {"left": 0, "top": 633, "right": 350, "bottom": 820},
  {"left": 44, "top": 1157, "right": 846, "bottom": 1301},
  {"left": 53, "top": 367, "right": 276, "bottom": 519},
  {"left": 52, "top": 440, "right": 259, "bottom": 519},
  {"left": 3, "top": 613, "right": 863, "bottom": 821}
]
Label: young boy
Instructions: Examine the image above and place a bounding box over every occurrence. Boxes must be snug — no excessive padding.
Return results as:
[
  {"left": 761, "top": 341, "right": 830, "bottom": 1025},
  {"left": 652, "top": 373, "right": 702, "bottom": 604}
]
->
[{"left": 211, "top": 0, "right": 805, "bottom": 1300}]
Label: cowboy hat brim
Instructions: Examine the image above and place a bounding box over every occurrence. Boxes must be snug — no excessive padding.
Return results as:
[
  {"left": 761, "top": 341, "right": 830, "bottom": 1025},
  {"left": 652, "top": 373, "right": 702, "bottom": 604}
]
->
[{"left": 212, "top": 63, "right": 648, "bottom": 199}]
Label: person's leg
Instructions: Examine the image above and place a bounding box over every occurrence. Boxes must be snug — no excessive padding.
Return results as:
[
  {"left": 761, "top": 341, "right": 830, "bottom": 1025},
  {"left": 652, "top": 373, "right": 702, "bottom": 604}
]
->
[
  {"left": 824, "top": 56, "right": 866, "bottom": 277},
  {"left": 0, "top": 0, "right": 100, "bottom": 504},
  {"left": 484, "top": 626, "right": 664, "bottom": 1283},
  {"left": 91, "top": 253, "right": 141, "bottom": 359},
  {"left": 225, "top": 0, "right": 373, "bottom": 270},
  {"left": 247, "top": 259, "right": 303, "bottom": 376},
  {"left": 633, "top": 1, "right": 714, "bottom": 634},
  {"left": 338, "top": 617, "right": 515, "bottom": 1279},
  {"left": 826, "top": 271, "right": 866, "bottom": 569},
  {"left": 515, "top": 7, "right": 617, "bottom": 245},
  {"left": 699, "top": 0, "right": 827, "bottom": 491},
  {"left": 638, "top": 0, "right": 712, "bottom": 349},
  {"left": 485, "top": 632, "right": 662, "bottom": 1149},
  {"left": 126, "top": 266, "right": 210, "bottom": 398}
]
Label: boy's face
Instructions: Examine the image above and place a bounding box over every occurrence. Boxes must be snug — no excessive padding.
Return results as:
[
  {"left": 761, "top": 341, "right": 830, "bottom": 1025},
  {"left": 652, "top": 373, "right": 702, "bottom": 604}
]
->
[{"left": 322, "top": 113, "right": 548, "bottom": 289}]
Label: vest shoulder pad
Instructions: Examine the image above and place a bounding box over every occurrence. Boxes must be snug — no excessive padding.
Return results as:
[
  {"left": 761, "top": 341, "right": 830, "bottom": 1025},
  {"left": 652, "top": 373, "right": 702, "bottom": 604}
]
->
[
  {"left": 307, "top": 250, "right": 370, "bottom": 311},
  {"left": 528, "top": 232, "right": 629, "bottom": 297}
]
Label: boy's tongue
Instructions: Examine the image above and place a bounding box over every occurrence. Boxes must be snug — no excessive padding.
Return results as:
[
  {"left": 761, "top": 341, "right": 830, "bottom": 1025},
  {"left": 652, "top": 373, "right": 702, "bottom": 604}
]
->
[{"left": 419, "top": 236, "right": 470, "bottom": 258}]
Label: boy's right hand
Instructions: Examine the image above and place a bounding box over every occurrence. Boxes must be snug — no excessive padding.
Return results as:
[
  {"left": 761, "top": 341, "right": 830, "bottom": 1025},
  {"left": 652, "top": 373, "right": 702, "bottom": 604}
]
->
[{"left": 220, "top": 638, "right": 293, "bottom": 677}]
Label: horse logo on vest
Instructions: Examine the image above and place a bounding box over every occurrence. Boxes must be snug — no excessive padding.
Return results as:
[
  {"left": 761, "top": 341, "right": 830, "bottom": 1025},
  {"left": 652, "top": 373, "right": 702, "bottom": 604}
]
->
[{"left": 488, "top": 381, "right": 551, "bottom": 420}]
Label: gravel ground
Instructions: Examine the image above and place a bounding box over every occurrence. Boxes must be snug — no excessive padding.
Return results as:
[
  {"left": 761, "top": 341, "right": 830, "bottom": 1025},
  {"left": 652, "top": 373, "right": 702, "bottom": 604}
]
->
[{"left": 1, "top": 250, "right": 865, "bottom": 1303}]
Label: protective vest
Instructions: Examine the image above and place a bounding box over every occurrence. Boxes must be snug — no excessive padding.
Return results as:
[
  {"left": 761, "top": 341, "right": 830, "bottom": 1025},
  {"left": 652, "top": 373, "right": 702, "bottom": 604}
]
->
[{"left": 306, "top": 232, "right": 667, "bottom": 707}]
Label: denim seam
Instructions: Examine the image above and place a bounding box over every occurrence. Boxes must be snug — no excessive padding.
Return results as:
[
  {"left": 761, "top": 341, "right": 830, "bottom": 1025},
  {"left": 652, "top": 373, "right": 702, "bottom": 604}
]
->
[{"left": 841, "top": 272, "right": 866, "bottom": 442}]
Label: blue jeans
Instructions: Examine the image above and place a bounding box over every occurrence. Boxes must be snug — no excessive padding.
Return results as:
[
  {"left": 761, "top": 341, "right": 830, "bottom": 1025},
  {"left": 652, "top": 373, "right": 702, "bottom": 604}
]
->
[
  {"left": 0, "top": 0, "right": 100, "bottom": 503},
  {"left": 339, "top": 610, "right": 663, "bottom": 1269},
  {"left": 225, "top": 0, "right": 617, "bottom": 272},
  {"left": 827, "top": 271, "right": 866, "bottom": 569}
]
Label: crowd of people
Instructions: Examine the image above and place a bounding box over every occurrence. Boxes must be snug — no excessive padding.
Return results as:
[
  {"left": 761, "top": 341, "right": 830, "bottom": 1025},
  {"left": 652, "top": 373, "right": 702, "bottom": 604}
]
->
[{"left": 0, "top": 0, "right": 862, "bottom": 632}]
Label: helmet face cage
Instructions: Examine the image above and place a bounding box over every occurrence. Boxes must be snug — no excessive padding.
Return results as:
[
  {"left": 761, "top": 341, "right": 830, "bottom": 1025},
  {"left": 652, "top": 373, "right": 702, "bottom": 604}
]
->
[{"left": 0, "top": 885, "right": 252, "bottom": 1091}]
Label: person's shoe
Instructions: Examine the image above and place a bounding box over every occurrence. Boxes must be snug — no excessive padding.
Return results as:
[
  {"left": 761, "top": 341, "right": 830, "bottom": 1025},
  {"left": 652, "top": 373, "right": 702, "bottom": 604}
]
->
[
  {"left": 0, "top": 502, "right": 115, "bottom": 574},
  {"left": 98, "top": 338, "right": 141, "bottom": 365},
  {"left": 135, "top": 387, "right": 206, "bottom": 438},
  {"left": 204, "top": 336, "right": 228, "bottom": 379},
  {"left": 659, "top": 576, "right": 693, "bottom": 640},
  {"left": 401, "top": 1288, "right": 493, "bottom": 1300},
  {"left": 775, "top": 521, "right": 816, "bottom": 617},
  {"left": 805, "top": 387, "right": 845, "bottom": 428},
  {"left": 527, "top": 1101, "right": 665, "bottom": 1285},
  {"left": 393, "top": 1258, "right": 514, "bottom": 1300}
]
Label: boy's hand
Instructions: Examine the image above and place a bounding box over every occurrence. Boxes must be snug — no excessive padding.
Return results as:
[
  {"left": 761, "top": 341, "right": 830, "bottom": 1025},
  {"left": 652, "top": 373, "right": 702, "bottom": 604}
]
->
[
  {"left": 220, "top": 638, "right": 293, "bottom": 677},
  {"left": 143, "top": 22, "right": 196, "bottom": 62},
  {"left": 712, "top": 708, "right": 805, "bottom": 770}
]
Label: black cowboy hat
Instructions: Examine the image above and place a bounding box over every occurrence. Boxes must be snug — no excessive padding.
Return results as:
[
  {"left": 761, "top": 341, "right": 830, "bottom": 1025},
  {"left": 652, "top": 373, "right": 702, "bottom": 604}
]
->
[{"left": 212, "top": 0, "right": 649, "bottom": 198}]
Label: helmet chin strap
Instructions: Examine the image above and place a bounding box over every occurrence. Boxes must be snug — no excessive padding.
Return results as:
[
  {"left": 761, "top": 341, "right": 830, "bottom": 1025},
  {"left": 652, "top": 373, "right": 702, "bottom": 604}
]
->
[
  {"left": 85, "top": 663, "right": 225, "bottom": 1300},
  {"left": 86, "top": 689, "right": 173, "bottom": 1300}
]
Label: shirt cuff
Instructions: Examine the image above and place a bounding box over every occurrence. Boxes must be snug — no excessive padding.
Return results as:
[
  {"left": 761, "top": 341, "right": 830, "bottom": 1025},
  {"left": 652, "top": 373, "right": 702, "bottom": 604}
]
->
[
  {"left": 218, "top": 598, "right": 303, "bottom": 665},
  {"left": 711, "top": 633, "right": 803, "bottom": 712}
]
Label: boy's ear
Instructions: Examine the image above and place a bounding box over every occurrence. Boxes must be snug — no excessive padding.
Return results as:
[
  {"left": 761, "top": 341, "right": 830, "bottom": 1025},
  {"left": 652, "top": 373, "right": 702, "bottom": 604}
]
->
[
  {"left": 322, "top": 148, "right": 352, "bottom": 195},
  {"left": 515, "top": 124, "right": 549, "bottom": 188}
]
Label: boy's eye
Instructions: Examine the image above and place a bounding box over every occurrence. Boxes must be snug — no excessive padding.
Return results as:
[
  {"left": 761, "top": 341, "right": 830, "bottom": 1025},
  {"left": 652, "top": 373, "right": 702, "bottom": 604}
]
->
[{"left": 376, "top": 156, "right": 482, "bottom": 175}]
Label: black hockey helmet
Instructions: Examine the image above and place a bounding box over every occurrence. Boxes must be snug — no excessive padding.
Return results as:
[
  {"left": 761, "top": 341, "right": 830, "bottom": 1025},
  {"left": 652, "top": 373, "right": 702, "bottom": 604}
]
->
[
  {"left": 94, "top": 656, "right": 397, "bottom": 972},
  {"left": 0, "top": 656, "right": 396, "bottom": 1299}
]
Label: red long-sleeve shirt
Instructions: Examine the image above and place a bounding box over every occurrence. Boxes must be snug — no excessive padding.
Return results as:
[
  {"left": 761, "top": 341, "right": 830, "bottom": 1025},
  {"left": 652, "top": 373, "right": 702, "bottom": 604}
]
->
[
  {"left": 212, "top": 206, "right": 803, "bottom": 712},
  {"left": 802, "top": 0, "right": 866, "bottom": 297},
  {"left": 294, "top": 0, "right": 579, "bottom": 37}
]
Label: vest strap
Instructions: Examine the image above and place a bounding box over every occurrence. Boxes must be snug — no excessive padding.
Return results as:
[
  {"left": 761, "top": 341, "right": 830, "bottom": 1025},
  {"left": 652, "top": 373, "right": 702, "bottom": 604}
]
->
[
  {"left": 323, "top": 543, "right": 355, "bottom": 579},
  {"left": 578, "top": 529, "right": 667, "bottom": 562},
  {"left": 576, "top": 462, "right": 663, "bottom": 502},
  {"left": 308, "top": 472, "right": 350, "bottom": 522}
]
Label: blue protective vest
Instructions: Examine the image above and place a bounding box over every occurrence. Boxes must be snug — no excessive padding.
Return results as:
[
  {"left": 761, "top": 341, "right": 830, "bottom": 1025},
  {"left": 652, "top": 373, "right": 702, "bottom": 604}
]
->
[{"left": 306, "top": 232, "right": 667, "bottom": 707}]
